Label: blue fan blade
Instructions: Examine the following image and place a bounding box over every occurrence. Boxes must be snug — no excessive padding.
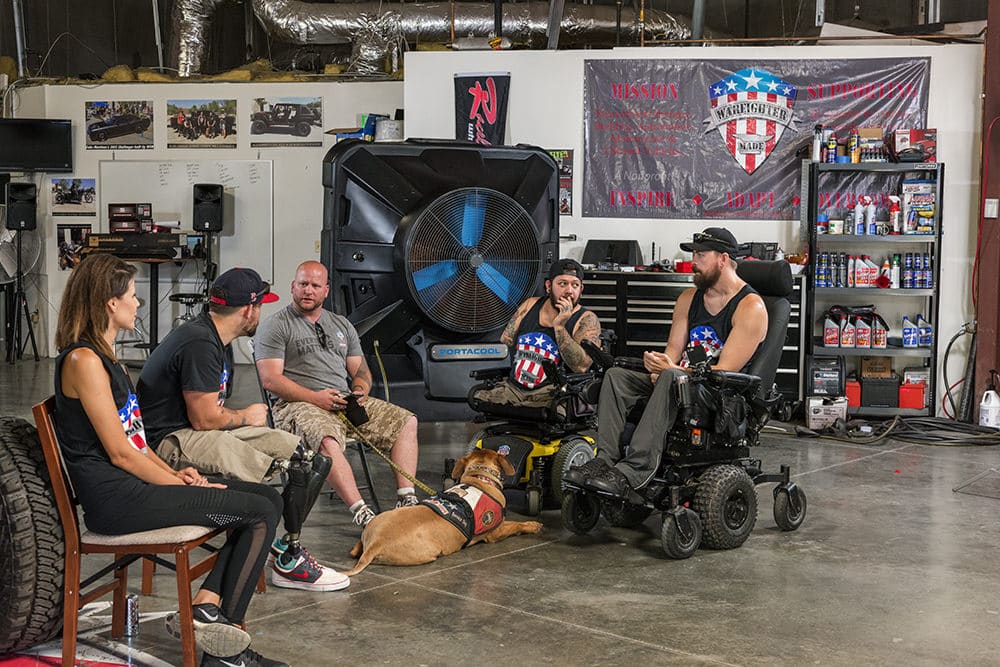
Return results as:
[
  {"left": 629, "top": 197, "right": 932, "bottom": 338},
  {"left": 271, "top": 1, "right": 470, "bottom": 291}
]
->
[
  {"left": 413, "top": 260, "right": 459, "bottom": 292},
  {"left": 477, "top": 262, "right": 520, "bottom": 305},
  {"left": 460, "top": 193, "right": 486, "bottom": 247}
]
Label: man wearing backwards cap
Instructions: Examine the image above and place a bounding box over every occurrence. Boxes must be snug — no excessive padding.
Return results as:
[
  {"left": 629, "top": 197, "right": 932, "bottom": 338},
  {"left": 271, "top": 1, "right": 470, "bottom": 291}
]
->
[
  {"left": 139, "top": 268, "right": 349, "bottom": 593},
  {"left": 565, "top": 228, "right": 768, "bottom": 500},
  {"left": 472, "top": 258, "right": 602, "bottom": 409}
]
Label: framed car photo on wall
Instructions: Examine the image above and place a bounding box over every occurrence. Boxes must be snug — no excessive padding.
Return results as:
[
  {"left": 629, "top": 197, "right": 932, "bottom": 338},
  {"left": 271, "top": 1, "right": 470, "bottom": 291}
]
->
[{"left": 85, "top": 100, "right": 153, "bottom": 150}]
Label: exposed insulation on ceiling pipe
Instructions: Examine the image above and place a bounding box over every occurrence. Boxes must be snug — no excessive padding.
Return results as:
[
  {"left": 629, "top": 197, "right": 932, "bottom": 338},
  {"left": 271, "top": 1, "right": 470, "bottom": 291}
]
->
[
  {"left": 170, "top": 0, "right": 693, "bottom": 76},
  {"left": 170, "top": 0, "right": 228, "bottom": 77}
]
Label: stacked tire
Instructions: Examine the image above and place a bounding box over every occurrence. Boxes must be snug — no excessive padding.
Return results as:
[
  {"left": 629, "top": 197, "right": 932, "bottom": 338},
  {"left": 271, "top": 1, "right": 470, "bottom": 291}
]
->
[{"left": 0, "top": 417, "right": 64, "bottom": 655}]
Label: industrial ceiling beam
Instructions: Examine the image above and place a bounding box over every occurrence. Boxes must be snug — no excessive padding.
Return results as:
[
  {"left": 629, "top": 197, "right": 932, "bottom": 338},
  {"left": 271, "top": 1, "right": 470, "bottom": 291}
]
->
[{"left": 546, "top": 0, "right": 565, "bottom": 49}]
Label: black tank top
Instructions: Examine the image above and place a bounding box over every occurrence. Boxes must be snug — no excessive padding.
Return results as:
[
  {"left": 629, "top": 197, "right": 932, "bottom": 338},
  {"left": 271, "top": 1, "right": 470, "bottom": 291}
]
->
[
  {"left": 54, "top": 341, "right": 149, "bottom": 512},
  {"left": 509, "top": 297, "right": 587, "bottom": 389},
  {"left": 682, "top": 284, "right": 758, "bottom": 370}
]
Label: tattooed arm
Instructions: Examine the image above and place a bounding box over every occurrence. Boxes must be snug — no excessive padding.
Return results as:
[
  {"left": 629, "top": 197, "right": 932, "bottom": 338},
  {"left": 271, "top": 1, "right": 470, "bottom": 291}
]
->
[
  {"left": 500, "top": 297, "right": 539, "bottom": 346},
  {"left": 553, "top": 310, "right": 602, "bottom": 373},
  {"left": 183, "top": 390, "right": 269, "bottom": 430},
  {"left": 345, "top": 354, "right": 374, "bottom": 404}
]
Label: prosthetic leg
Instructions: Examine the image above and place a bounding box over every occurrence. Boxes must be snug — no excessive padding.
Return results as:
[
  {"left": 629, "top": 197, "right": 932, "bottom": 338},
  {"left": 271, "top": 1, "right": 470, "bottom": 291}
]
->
[{"left": 278, "top": 448, "right": 332, "bottom": 562}]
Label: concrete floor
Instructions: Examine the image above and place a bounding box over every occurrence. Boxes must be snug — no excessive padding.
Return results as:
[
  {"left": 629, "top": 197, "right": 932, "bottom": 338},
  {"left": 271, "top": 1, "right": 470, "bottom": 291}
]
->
[{"left": 3, "top": 358, "right": 1000, "bottom": 666}]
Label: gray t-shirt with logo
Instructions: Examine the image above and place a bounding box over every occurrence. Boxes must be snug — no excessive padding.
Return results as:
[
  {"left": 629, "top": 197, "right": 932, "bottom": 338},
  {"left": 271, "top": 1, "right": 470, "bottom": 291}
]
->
[{"left": 255, "top": 305, "right": 363, "bottom": 394}]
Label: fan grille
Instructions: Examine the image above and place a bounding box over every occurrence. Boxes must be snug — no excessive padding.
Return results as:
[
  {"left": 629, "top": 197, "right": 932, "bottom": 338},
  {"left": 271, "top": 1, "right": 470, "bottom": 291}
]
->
[{"left": 405, "top": 187, "right": 541, "bottom": 333}]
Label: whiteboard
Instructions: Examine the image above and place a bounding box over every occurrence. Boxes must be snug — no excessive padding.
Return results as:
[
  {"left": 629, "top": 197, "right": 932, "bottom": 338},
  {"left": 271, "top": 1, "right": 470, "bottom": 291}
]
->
[
  {"left": 98, "top": 159, "right": 273, "bottom": 358},
  {"left": 98, "top": 159, "right": 274, "bottom": 281}
]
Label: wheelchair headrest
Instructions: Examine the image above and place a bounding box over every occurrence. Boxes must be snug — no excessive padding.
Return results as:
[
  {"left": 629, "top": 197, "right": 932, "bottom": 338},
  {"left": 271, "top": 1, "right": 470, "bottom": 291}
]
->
[{"left": 735, "top": 260, "right": 793, "bottom": 298}]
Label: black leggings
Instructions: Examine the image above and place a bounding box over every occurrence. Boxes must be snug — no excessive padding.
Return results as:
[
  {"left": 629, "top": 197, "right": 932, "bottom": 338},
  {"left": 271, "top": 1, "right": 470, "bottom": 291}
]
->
[{"left": 85, "top": 479, "right": 282, "bottom": 624}]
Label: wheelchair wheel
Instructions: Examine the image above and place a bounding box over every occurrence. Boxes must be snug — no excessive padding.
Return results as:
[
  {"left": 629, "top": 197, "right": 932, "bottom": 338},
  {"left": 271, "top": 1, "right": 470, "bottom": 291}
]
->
[
  {"left": 694, "top": 464, "right": 758, "bottom": 550},
  {"left": 551, "top": 437, "right": 594, "bottom": 499},
  {"left": 603, "top": 500, "right": 652, "bottom": 528},
  {"left": 773, "top": 486, "right": 807, "bottom": 531},
  {"left": 561, "top": 491, "right": 600, "bottom": 535},
  {"left": 660, "top": 507, "right": 702, "bottom": 559},
  {"left": 525, "top": 487, "right": 542, "bottom": 516}
]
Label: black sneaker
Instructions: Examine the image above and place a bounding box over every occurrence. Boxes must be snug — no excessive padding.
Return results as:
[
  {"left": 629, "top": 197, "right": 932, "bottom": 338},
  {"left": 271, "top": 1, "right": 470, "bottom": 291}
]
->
[
  {"left": 165, "top": 603, "right": 251, "bottom": 658},
  {"left": 200, "top": 647, "right": 289, "bottom": 667},
  {"left": 562, "top": 458, "right": 610, "bottom": 487},
  {"left": 582, "top": 464, "right": 634, "bottom": 500}
]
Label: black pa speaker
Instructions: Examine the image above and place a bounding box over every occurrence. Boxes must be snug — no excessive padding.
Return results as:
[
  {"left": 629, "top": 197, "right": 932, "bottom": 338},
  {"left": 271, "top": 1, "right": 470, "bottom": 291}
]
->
[
  {"left": 5, "top": 182, "right": 37, "bottom": 231},
  {"left": 192, "top": 183, "right": 223, "bottom": 232}
]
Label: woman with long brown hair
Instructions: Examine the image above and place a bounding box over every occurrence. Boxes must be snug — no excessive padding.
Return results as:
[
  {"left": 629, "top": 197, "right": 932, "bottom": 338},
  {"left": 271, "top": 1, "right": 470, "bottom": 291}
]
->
[{"left": 54, "top": 253, "right": 286, "bottom": 667}]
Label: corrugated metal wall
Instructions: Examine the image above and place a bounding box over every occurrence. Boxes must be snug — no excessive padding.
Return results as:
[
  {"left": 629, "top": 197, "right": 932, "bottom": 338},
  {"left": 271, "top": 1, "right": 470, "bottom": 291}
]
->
[{"left": 0, "top": 0, "right": 987, "bottom": 78}]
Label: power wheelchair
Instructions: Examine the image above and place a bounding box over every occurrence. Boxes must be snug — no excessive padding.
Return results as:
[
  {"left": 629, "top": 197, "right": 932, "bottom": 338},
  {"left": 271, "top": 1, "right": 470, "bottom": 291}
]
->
[
  {"left": 560, "top": 260, "right": 807, "bottom": 558},
  {"left": 444, "top": 335, "right": 618, "bottom": 516}
]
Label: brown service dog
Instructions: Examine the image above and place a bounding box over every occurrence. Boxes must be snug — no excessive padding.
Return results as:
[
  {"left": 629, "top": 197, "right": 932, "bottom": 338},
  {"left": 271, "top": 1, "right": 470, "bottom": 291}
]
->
[{"left": 344, "top": 449, "right": 542, "bottom": 575}]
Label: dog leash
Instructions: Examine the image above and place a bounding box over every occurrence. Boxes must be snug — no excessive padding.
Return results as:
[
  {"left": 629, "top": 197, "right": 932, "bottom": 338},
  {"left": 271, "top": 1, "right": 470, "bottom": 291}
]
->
[{"left": 334, "top": 411, "right": 436, "bottom": 496}]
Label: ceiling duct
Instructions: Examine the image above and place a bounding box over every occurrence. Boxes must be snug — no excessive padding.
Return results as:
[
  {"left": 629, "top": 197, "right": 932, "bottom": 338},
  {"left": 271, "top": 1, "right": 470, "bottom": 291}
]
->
[{"left": 170, "top": 0, "right": 694, "bottom": 76}]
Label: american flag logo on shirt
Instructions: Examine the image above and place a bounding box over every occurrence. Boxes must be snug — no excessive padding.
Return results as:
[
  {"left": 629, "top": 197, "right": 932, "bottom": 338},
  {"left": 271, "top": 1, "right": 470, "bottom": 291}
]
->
[
  {"left": 117, "top": 392, "right": 149, "bottom": 454},
  {"left": 512, "top": 332, "right": 562, "bottom": 389},
  {"left": 217, "top": 364, "right": 229, "bottom": 406},
  {"left": 681, "top": 325, "right": 724, "bottom": 367},
  {"left": 704, "top": 68, "right": 797, "bottom": 174}
]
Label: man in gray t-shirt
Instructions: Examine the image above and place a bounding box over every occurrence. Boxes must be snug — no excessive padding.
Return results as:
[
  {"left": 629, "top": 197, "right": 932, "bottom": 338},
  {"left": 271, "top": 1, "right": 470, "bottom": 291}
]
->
[{"left": 255, "top": 261, "right": 420, "bottom": 530}]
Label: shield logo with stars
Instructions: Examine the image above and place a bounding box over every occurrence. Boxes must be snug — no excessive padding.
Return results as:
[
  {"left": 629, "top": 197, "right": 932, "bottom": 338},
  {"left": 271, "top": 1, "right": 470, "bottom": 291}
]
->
[
  {"left": 705, "top": 68, "right": 797, "bottom": 174},
  {"left": 512, "top": 331, "right": 562, "bottom": 389}
]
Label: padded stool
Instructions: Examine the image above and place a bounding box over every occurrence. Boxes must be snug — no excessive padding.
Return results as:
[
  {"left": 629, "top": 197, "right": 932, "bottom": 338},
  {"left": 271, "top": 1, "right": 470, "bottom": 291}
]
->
[{"left": 169, "top": 292, "right": 206, "bottom": 330}]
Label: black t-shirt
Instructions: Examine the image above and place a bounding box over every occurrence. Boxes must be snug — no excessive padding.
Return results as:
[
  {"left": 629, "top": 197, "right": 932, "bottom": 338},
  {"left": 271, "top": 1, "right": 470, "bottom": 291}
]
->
[
  {"left": 682, "top": 284, "right": 758, "bottom": 370},
  {"left": 138, "top": 310, "right": 233, "bottom": 448},
  {"left": 54, "top": 341, "right": 149, "bottom": 514}
]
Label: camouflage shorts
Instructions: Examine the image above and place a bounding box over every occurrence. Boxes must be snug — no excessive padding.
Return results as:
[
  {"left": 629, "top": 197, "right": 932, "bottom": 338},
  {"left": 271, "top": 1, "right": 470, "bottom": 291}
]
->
[{"left": 271, "top": 397, "right": 414, "bottom": 453}]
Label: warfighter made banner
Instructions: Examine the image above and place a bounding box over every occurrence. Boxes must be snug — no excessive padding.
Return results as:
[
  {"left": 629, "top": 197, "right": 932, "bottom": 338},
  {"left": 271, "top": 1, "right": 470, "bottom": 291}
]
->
[{"left": 582, "top": 58, "right": 929, "bottom": 219}]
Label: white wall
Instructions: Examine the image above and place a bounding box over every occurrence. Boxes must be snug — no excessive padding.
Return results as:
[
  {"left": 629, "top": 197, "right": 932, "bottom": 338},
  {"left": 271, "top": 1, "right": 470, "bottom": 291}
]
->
[
  {"left": 403, "top": 45, "right": 983, "bottom": 412},
  {"left": 13, "top": 80, "right": 402, "bottom": 359}
]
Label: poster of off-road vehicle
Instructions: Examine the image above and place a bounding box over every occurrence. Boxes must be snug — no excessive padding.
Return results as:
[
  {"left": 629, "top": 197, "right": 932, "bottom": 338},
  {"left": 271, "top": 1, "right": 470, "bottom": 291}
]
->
[
  {"left": 50, "top": 178, "right": 96, "bottom": 216},
  {"left": 85, "top": 100, "right": 153, "bottom": 149},
  {"left": 166, "top": 99, "right": 238, "bottom": 148},
  {"left": 249, "top": 97, "right": 323, "bottom": 147}
]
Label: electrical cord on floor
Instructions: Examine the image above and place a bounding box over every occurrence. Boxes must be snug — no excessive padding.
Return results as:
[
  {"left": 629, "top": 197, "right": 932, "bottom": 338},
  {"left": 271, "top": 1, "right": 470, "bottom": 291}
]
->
[{"left": 785, "top": 415, "right": 1000, "bottom": 447}]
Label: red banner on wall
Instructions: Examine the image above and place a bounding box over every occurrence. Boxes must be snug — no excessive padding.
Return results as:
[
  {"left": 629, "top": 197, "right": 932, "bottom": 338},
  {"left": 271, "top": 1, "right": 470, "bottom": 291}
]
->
[{"left": 455, "top": 73, "right": 510, "bottom": 146}]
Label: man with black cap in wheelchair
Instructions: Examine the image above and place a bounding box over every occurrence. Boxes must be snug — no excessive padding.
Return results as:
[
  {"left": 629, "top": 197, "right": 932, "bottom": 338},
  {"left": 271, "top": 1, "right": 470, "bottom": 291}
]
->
[
  {"left": 472, "top": 258, "right": 602, "bottom": 410},
  {"left": 565, "top": 228, "right": 768, "bottom": 499}
]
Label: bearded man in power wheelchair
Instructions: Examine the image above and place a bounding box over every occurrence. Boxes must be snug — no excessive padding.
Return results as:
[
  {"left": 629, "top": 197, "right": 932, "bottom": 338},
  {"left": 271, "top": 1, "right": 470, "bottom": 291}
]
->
[{"left": 562, "top": 228, "right": 806, "bottom": 558}]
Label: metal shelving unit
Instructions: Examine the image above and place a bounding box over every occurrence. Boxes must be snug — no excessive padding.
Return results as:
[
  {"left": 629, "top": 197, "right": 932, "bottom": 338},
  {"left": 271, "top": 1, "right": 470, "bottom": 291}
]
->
[{"left": 805, "top": 161, "right": 943, "bottom": 417}]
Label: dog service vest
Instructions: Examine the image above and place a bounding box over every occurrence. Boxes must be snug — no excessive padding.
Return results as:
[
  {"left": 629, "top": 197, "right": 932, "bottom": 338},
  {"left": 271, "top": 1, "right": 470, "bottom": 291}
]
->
[{"left": 421, "top": 484, "right": 505, "bottom": 545}]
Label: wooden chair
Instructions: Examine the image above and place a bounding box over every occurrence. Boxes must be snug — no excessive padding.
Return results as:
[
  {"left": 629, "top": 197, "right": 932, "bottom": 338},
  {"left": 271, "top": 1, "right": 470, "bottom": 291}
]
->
[{"left": 33, "top": 397, "right": 226, "bottom": 667}]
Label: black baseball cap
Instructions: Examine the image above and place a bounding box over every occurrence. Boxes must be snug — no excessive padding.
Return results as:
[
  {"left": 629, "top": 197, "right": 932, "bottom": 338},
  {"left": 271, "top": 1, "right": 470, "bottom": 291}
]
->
[
  {"left": 547, "top": 258, "right": 585, "bottom": 281},
  {"left": 679, "top": 227, "right": 740, "bottom": 255},
  {"left": 209, "top": 268, "right": 280, "bottom": 306}
]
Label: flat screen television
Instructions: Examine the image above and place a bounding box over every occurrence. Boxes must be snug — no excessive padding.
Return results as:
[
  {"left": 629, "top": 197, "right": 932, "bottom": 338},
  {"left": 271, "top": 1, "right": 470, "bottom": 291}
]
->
[{"left": 0, "top": 118, "right": 73, "bottom": 173}]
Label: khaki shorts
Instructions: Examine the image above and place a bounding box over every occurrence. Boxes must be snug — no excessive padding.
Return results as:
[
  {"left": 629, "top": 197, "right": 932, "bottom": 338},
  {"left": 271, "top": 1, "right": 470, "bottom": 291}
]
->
[
  {"left": 272, "top": 397, "right": 415, "bottom": 454},
  {"left": 155, "top": 426, "right": 301, "bottom": 482}
]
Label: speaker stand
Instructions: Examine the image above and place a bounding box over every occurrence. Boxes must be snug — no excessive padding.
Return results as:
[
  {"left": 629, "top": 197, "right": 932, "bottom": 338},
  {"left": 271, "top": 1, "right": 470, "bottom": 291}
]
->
[
  {"left": 202, "top": 230, "right": 218, "bottom": 298},
  {"left": 6, "top": 231, "right": 39, "bottom": 364}
]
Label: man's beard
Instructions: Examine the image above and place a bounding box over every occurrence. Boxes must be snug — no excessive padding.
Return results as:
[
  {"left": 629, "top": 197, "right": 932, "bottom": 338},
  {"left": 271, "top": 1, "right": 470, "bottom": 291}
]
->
[
  {"left": 549, "top": 292, "right": 579, "bottom": 309},
  {"left": 693, "top": 266, "right": 721, "bottom": 289},
  {"left": 243, "top": 313, "right": 260, "bottom": 337},
  {"left": 293, "top": 294, "right": 323, "bottom": 313}
]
